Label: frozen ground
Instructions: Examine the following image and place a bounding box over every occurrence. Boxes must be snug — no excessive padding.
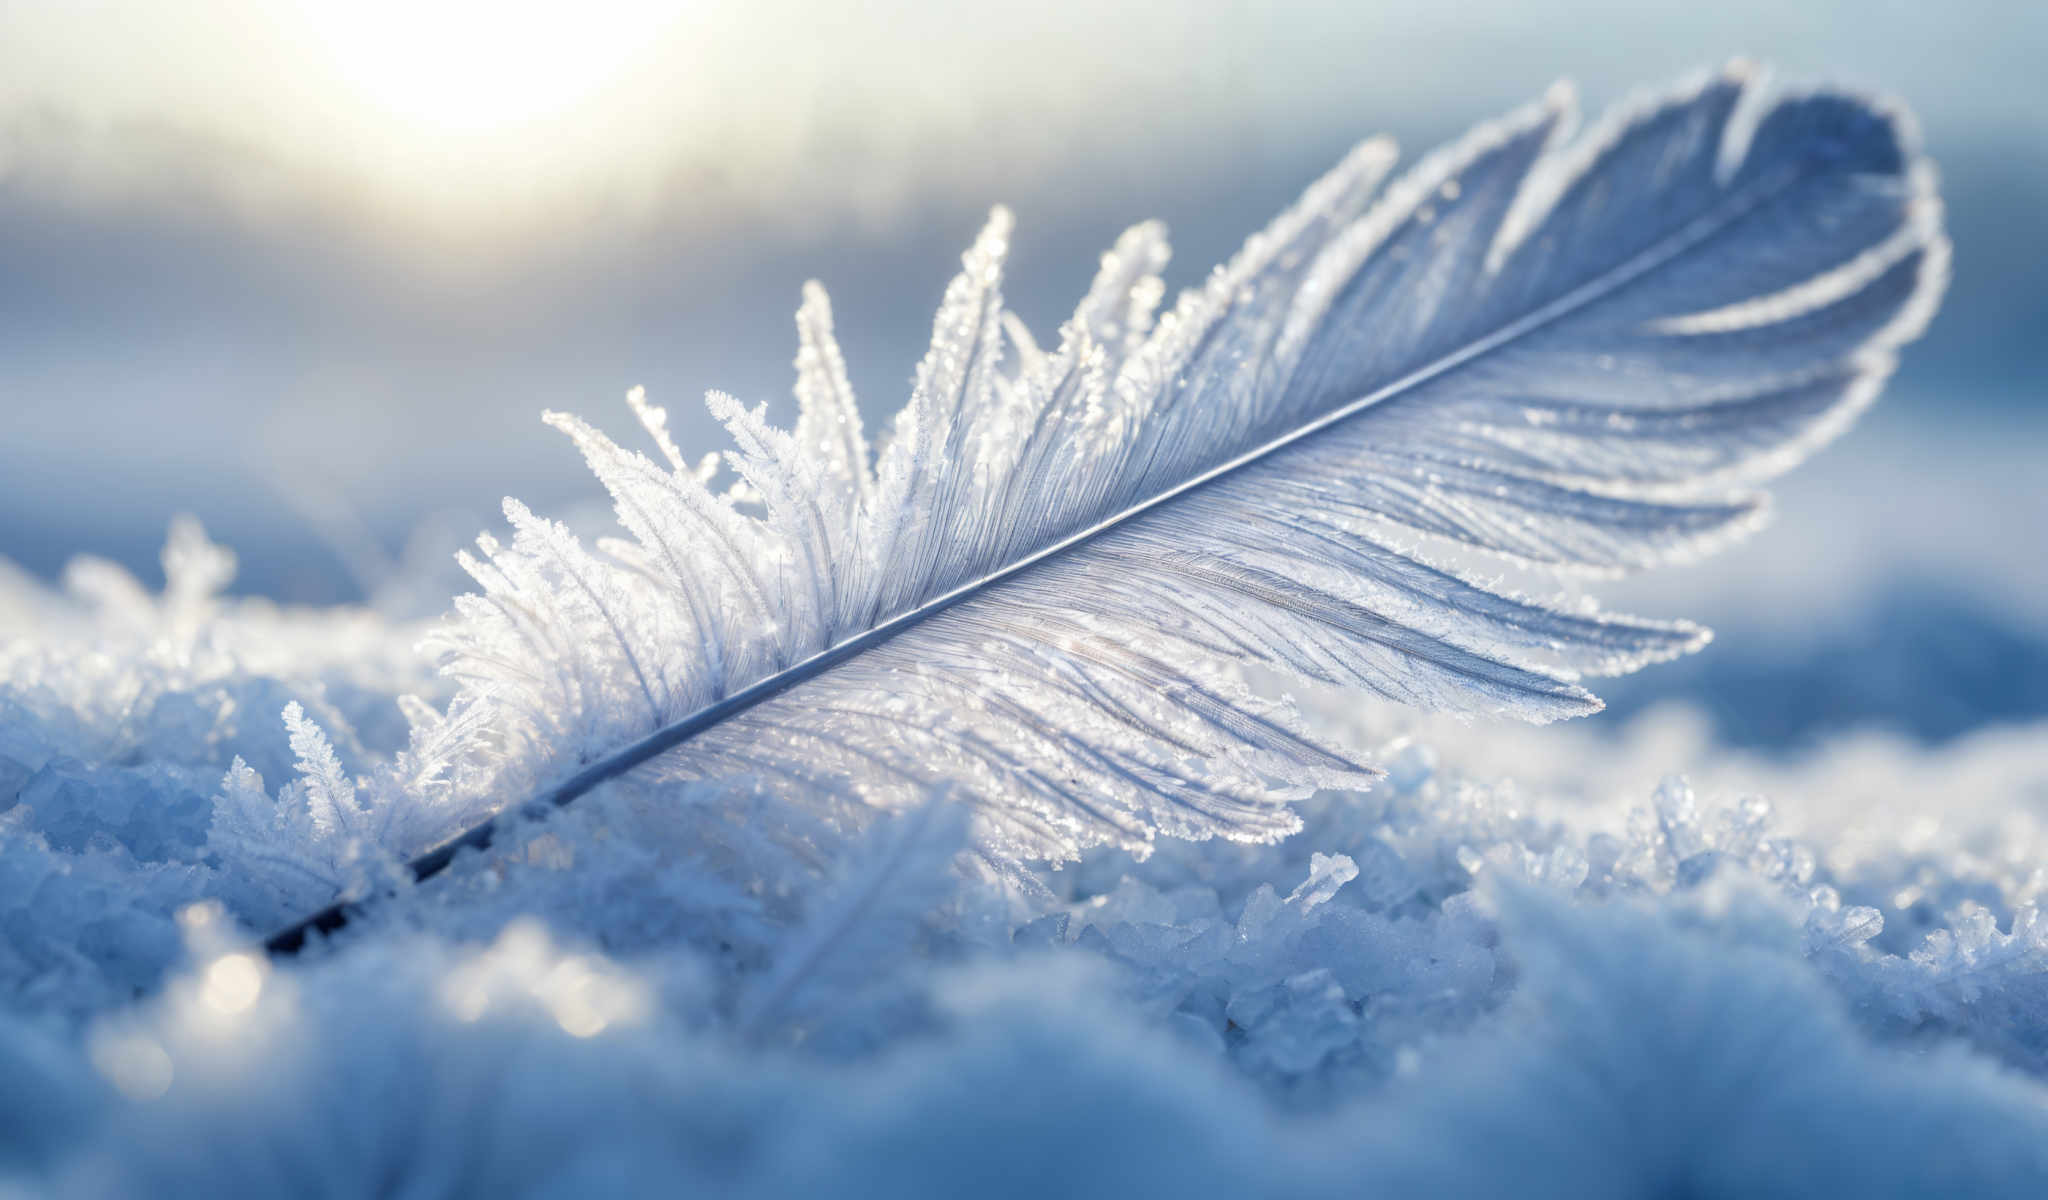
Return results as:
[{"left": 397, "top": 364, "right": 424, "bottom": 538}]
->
[{"left": 2, "top": 479, "right": 2045, "bottom": 1195}]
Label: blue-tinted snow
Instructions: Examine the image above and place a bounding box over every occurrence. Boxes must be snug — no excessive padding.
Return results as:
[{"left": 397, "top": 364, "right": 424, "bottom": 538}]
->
[{"left": 3, "top": 533, "right": 2047, "bottom": 1195}]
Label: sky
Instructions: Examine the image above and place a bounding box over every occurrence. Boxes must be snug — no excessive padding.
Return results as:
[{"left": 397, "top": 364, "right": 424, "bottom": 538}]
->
[{"left": 1, "top": 0, "right": 2044, "bottom": 605}]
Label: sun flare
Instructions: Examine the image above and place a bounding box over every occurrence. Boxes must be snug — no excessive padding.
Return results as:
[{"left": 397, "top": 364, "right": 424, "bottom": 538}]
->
[{"left": 293, "top": 0, "right": 682, "bottom": 138}]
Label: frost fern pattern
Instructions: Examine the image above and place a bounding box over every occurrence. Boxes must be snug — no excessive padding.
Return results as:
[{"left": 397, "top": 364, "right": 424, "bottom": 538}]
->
[{"left": 415, "top": 66, "right": 1945, "bottom": 878}]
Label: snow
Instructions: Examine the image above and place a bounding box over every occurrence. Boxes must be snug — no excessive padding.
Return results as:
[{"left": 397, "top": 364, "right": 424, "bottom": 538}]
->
[{"left": 2, "top": 522, "right": 2046, "bottom": 1194}]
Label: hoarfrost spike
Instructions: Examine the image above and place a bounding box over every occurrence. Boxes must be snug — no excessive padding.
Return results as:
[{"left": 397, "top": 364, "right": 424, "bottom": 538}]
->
[{"left": 265, "top": 65, "right": 1947, "bottom": 955}]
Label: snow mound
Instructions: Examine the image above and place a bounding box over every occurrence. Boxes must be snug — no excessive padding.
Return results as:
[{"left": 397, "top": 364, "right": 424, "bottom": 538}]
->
[{"left": 3, "top": 524, "right": 2046, "bottom": 1196}]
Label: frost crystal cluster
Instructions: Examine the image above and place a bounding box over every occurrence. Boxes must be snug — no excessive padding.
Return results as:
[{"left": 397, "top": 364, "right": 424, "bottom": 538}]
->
[{"left": 4, "top": 66, "right": 2045, "bottom": 1197}]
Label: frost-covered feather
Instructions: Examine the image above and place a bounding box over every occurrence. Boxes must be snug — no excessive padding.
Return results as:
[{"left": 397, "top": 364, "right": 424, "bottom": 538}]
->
[{"left": 273, "top": 66, "right": 1948, "bottom": 948}]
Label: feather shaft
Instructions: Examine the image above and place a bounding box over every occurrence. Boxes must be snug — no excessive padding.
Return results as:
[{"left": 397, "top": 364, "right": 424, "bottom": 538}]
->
[{"left": 265, "top": 157, "right": 1804, "bottom": 955}]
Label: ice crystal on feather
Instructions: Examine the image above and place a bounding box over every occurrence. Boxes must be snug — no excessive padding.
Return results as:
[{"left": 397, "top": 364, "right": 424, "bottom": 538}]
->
[{"left": 417, "top": 64, "right": 1945, "bottom": 874}]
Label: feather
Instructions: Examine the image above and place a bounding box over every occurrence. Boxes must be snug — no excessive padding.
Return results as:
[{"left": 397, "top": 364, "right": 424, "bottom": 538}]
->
[{"left": 266, "top": 64, "right": 1947, "bottom": 954}]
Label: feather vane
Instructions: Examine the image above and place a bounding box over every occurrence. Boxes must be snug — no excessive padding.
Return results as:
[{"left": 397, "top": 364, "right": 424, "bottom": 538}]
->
[{"left": 267, "top": 66, "right": 1947, "bottom": 952}]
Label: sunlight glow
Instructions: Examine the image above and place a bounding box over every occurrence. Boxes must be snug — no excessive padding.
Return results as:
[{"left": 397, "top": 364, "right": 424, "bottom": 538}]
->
[
  {"left": 294, "top": 0, "right": 682, "bottom": 138},
  {"left": 199, "top": 953, "right": 266, "bottom": 1016},
  {"left": 89, "top": 1032, "right": 175, "bottom": 1101}
]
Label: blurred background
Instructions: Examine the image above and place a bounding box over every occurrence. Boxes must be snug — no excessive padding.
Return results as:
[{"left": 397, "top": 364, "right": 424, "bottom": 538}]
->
[{"left": 3, "top": 0, "right": 2044, "bottom": 749}]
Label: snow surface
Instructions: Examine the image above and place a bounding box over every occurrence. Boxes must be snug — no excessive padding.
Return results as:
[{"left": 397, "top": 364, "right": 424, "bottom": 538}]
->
[{"left": 2, "top": 522, "right": 2046, "bottom": 1197}]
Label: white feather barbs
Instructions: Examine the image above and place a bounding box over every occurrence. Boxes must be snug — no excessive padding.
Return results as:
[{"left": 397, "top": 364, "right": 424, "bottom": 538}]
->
[{"left": 268, "top": 64, "right": 1948, "bottom": 952}]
